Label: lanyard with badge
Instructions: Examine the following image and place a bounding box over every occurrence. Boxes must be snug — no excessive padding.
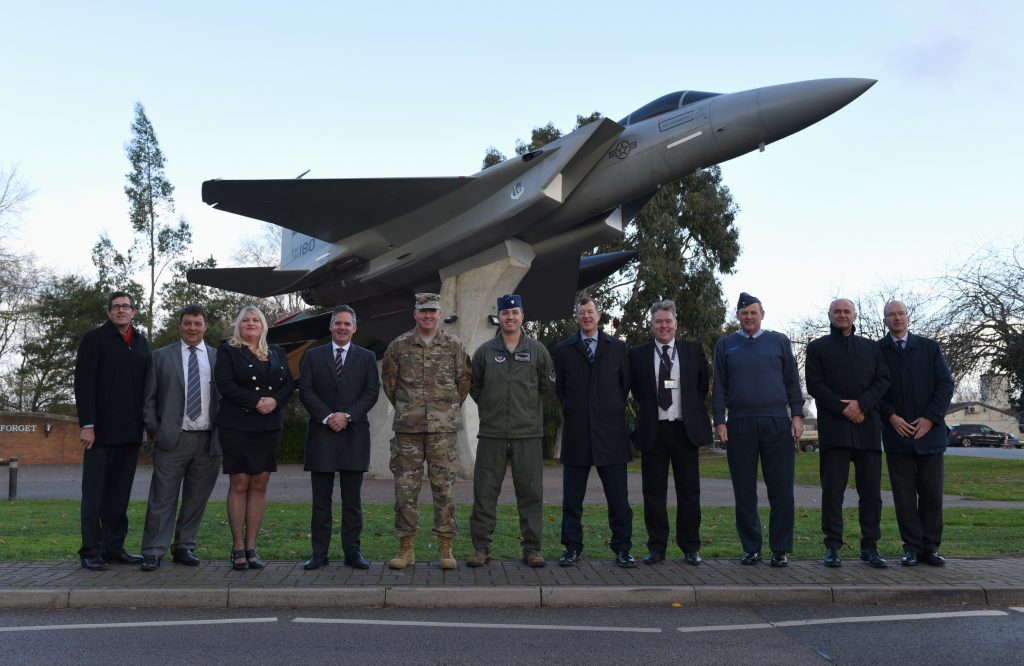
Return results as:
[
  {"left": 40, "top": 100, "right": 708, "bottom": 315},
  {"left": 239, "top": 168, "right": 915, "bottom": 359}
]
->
[{"left": 660, "top": 344, "right": 678, "bottom": 391}]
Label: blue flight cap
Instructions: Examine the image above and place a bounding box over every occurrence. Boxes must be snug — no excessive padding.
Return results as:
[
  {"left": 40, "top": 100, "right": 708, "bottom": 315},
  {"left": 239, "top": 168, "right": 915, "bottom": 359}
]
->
[
  {"left": 497, "top": 294, "right": 522, "bottom": 311},
  {"left": 736, "top": 292, "right": 762, "bottom": 310}
]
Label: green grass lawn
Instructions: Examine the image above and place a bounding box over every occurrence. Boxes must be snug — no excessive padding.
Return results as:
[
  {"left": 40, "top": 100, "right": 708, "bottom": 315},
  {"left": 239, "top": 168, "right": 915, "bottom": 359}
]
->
[
  {"left": 688, "top": 451, "right": 1024, "bottom": 501},
  {"left": 1, "top": 499, "right": 1021, "bottom": 562}
]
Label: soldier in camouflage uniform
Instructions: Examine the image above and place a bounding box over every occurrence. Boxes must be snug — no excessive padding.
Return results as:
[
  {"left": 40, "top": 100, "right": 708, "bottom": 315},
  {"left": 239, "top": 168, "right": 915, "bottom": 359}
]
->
[{"left": 380, "top": 293, "right": 472, "bottom": 570}]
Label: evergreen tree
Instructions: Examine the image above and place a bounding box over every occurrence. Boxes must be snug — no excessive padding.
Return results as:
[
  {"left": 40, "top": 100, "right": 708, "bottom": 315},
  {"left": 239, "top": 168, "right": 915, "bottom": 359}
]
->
[{"left": 124, "top": 102, "right": 191, "bottom": 335}]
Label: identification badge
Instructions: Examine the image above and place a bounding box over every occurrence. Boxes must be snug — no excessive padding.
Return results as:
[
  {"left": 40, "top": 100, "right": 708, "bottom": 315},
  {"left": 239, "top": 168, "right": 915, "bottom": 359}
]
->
[
  {"left": 514, "top": 352, "right": 531, "bottom": 362},
  {"left": 495, "top": 352, "right": 506, "bottom": 364},
  {"left": 662, "top": 380, "right": 679, "bottom": 390}
]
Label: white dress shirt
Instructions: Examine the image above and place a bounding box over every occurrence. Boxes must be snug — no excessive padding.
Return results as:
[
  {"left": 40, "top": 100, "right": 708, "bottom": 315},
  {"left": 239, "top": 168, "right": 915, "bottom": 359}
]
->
[{"left": 181, "top": 340, "right": 211, "bottom": 431}]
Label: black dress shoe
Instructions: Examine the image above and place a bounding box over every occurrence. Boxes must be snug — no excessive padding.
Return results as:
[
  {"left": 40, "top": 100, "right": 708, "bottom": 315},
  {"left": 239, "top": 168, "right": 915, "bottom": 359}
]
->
[
  {"left": 171, "top": 549, "right": 200, "bottom": 566},
  {"left": 823, "top": 547, "right": 842, "bottom": 567},
  {"left": 642, "top": 551, "right": 665, "bottom": 565},
  {"left": 80, "top": 555, "right": 108, "bottom": 571},
  {"left": 614, "top": 551, "right": 637, "bottom": 568},
  {"left": 740, "top": 551, "right": 762, "bottom": 565},
  {"left": 770, "top": 553, "right": 789, "bottom": 568},
  {"left": 900, "top": 549, "right": 918, "bottom": 566},
  {"left": 559, "top": 549, "right": 581, "bottom": 567},
  {"left": 303, "top": 554, "right": 329, "bottom": 570},
  {"left": 860, "top": 547, "right": 888, "bottom": 569},
  {"left": 103, "top": 551, "right": 143, "bottom": 565},
  {"left": 344, "top": 551, "right": 370, "bottom": 569},
  {"left": 923, "top": 552, "right": 946, "bottom": 566},
  {"left": 140, "top": 555, "right": 160, "bottom": 571},
  {"left": 684, "top": 551, "right": 703, "bottom": 566}
]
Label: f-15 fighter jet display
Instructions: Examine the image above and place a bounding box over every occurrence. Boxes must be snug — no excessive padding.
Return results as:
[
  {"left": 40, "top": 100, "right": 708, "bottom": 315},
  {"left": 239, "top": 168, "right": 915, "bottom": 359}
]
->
[{"left": 190, "top": 78, "right": 875, "bottom": 348}]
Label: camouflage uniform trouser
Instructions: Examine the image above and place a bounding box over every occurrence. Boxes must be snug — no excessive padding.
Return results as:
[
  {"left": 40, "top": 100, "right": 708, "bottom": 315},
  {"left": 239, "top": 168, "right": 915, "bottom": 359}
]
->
[{"left": 390, "top": 432, "right": 458, "bottom": 538}]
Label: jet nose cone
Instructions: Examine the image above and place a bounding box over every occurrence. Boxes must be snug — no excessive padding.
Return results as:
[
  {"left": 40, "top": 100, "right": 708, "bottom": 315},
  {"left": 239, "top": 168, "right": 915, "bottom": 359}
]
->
[{"left": 757, "top": 78, "right": 876, "bottom": 142}]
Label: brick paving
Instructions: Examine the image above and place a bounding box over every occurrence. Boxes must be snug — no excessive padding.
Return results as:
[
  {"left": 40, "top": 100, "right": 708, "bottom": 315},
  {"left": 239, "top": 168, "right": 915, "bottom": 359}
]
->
[{"left": 1, "top": 556, "right": 1021, "bottom": 590}]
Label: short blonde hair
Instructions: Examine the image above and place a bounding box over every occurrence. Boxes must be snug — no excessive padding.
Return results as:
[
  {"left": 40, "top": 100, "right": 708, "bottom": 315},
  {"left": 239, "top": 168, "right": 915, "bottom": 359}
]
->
[{"left": 229, "top": 305, "right": 269, "bottom": 357}]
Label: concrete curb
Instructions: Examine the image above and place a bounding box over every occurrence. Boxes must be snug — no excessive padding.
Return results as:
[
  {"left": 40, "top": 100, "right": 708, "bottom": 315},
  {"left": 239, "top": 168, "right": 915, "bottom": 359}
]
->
[
  {"left": 67, "top": 588, "right": 228, "bottom": 609},
  {"left": 230, "top": 587, "right": 386, "bottom": 608},
  {"left": 385, "top": 586, "right": 539, "bottom": 608},
  {"left": 541, "top": 586, "right": 693, "bottom": 608},
  {"left": 4, "top": 584, "right": 1023, "bottom": 610}
]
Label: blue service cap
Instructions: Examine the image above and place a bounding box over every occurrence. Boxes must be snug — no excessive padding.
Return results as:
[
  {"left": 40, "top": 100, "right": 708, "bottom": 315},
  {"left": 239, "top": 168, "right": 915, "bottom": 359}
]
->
[
  {"left": 736, "top": 292, "right": 761, "bottom": 310},
  {"left": 496, "top": 294, "right": 522, "bottom": 311}
]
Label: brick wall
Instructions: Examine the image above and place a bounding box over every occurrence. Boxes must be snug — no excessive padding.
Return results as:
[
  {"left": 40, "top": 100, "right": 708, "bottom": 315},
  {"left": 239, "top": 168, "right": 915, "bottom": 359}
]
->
[{"left": 0, "top": 412, "right": 83, "bottom": 465}]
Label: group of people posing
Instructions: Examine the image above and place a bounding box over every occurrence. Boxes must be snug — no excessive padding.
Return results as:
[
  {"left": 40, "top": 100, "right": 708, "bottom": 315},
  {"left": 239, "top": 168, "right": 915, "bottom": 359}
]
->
[{"left": 73, "top": 287, "right": 952, "bottom": 572}]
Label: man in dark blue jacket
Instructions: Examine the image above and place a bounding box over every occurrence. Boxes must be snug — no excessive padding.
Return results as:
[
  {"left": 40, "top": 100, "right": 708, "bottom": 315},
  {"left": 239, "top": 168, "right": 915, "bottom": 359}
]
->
[
  {"left": 553, "top": 297, "right": 633, "bottom": 568},
  {"left": 878, "top": 301, "right": 954, "bottom": 566}
]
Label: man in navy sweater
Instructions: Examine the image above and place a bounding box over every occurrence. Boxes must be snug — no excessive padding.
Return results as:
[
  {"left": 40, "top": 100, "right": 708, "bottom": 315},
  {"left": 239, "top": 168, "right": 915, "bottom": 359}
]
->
[{"left": 712, "top": 293, "right": 805, "bottom": 567}]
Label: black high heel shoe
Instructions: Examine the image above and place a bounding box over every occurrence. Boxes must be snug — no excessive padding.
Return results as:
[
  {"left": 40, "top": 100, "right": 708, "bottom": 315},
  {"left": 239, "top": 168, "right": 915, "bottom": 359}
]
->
[
  {"left": 230, "top": 549, "right": 248, "bottom": 571},
  {"left": 245, "top": 549, "right": 266, "bottom": 569}
]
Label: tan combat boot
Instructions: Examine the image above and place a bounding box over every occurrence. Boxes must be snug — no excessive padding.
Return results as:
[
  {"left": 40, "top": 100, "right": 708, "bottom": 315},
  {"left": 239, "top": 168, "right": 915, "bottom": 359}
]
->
[
  {"left": 466, "top": 550, "right": 491, "bottom": 567},
  {"left": 438, "top": 537, "right": 458, "bottom": 571},
  {"left": 388, "top": 536, "right": 416, "bottom": 570}
]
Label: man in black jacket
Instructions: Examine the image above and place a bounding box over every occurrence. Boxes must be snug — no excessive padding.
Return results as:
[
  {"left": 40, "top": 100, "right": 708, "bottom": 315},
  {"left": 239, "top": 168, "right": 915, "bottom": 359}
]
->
[
  {"left": 74, "top": 291, "right": 150, "bottom": 570},
  {"left": 806, "top": 298, "right": 890, "bottom": 568},
  {"left": 553, "top": 297, "right": 634, "bottom": 567},
  {"left": 878, "top": 301, "right": 954, "bottom": 566},
  {"left": 629, "top": 299, "right": 712, "bottom": 566}
]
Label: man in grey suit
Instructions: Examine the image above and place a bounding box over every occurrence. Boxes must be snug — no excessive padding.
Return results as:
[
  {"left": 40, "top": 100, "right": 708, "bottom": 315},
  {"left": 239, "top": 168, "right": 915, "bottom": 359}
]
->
[
  {"left": 139, "top": 304, "right": 223, "bottom": 570},
  {"left": 299, "top": 304, "right": 381, "bottom": 570}
]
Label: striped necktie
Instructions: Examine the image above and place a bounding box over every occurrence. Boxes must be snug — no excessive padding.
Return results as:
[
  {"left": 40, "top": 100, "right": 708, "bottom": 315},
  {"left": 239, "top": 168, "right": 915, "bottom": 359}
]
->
[
  {"left": 186, "top": 346, "right": 201, "bottom": 420},
  {"left": 584, "top": 337, "right": 595, "bottom": 363},
  {"left": 335, "top": 347, "right": 345, "bottom": 377}
]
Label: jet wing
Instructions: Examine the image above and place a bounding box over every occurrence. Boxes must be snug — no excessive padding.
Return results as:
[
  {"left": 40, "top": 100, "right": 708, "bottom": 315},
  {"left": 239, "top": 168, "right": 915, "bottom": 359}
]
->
[
  {"left": 202, "top": 177, "right": 475, "bottom": 243},
  {"left": 187, "top": 266, "right": 310, "bottom": 297}
]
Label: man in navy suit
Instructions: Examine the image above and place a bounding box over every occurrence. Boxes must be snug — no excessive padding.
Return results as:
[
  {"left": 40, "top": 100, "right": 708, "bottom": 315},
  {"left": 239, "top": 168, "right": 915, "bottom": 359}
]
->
[
  {"left": 299, "top": 305, "right": 381, "bottom": 570},
  {"left": 629, "top": 299, "right": 712, "bottom": 566},
  {"left": 553, "top": 297, "right": 634, "bottom": 568}
]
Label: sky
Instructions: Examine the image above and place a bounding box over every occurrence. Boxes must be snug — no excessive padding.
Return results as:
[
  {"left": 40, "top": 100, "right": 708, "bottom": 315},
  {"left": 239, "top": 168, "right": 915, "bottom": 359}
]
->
[{"left": 3, "top": 1, "right": 1023, "bottom": 334}]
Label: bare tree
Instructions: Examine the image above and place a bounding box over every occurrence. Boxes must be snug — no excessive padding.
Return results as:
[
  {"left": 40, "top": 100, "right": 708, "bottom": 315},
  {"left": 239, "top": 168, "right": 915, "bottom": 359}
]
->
[
  {"left": 0, "top": 163, "right": 34, "bottom": 226},
  {"left": 939, "top": 242, "right": 1024, "bottom": 410}
]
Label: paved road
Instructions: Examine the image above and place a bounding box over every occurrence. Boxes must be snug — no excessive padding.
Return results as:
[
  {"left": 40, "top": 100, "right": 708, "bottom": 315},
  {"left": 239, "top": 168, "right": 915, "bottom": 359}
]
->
[
  {"left": 9, "top": 461, "right": 1022, "bottom": 509},
  {"left": 2, "top": 605, "right": 1023, "bottom": 665}
]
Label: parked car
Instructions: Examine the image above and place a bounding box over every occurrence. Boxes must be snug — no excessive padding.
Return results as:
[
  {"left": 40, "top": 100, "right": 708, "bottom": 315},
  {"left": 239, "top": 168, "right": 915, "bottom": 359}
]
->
[
  {"left": 1007, "top": 434, "right": 1022, "bottom": 449},
  {"left": 947, "top": 423, "right": 1010, "bottom": 448}
]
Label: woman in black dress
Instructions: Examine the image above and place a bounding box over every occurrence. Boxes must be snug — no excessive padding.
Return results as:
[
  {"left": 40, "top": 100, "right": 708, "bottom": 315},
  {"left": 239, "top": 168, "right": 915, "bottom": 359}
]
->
[{"left": 215, "top": 306, "right": 294, "bottom": 570}]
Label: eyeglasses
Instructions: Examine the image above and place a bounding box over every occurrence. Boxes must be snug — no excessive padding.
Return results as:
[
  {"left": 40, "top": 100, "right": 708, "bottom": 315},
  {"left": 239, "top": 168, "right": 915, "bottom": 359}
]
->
[{"left": 108, "top": 304, "right": 134, "bottom": 311}]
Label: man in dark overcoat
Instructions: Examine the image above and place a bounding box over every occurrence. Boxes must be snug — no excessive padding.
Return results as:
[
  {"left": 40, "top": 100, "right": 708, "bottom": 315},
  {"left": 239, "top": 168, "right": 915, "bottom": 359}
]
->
[
  {"left": 74, "top": 291, "right": 150, "bottom": 570},
  {"left": 553, "top": 297, "right": 633, "bottom": 567},
  {"left": 299, "top": 304, "right": 380, "bottom": 570},
  {"left": 878, "top": 300, "right": 954, "bottom": 566},
  {"left": 806, "top": 298, "right": 891, "bottom": 568},
  {"left": 629, "top": 299, "right": 712, "bottom": 565}
]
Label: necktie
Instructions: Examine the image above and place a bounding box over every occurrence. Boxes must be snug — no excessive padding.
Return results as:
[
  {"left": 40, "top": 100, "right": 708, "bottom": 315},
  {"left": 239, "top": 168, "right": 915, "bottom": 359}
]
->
[
  {"left": 335, "top": 347, "right": 345, "bottom": 377},
  {"left": 658, "top": 344, "right": 673, "bottom": 411},
  {"left": 897, "top": 339, "right": 906, "bottom": 352},
  {"left": 584, "top": 337, "right": 595, "bottom": 363},
  {"left": 186, "top": 346, "right": 201, "bottom": 420}
]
